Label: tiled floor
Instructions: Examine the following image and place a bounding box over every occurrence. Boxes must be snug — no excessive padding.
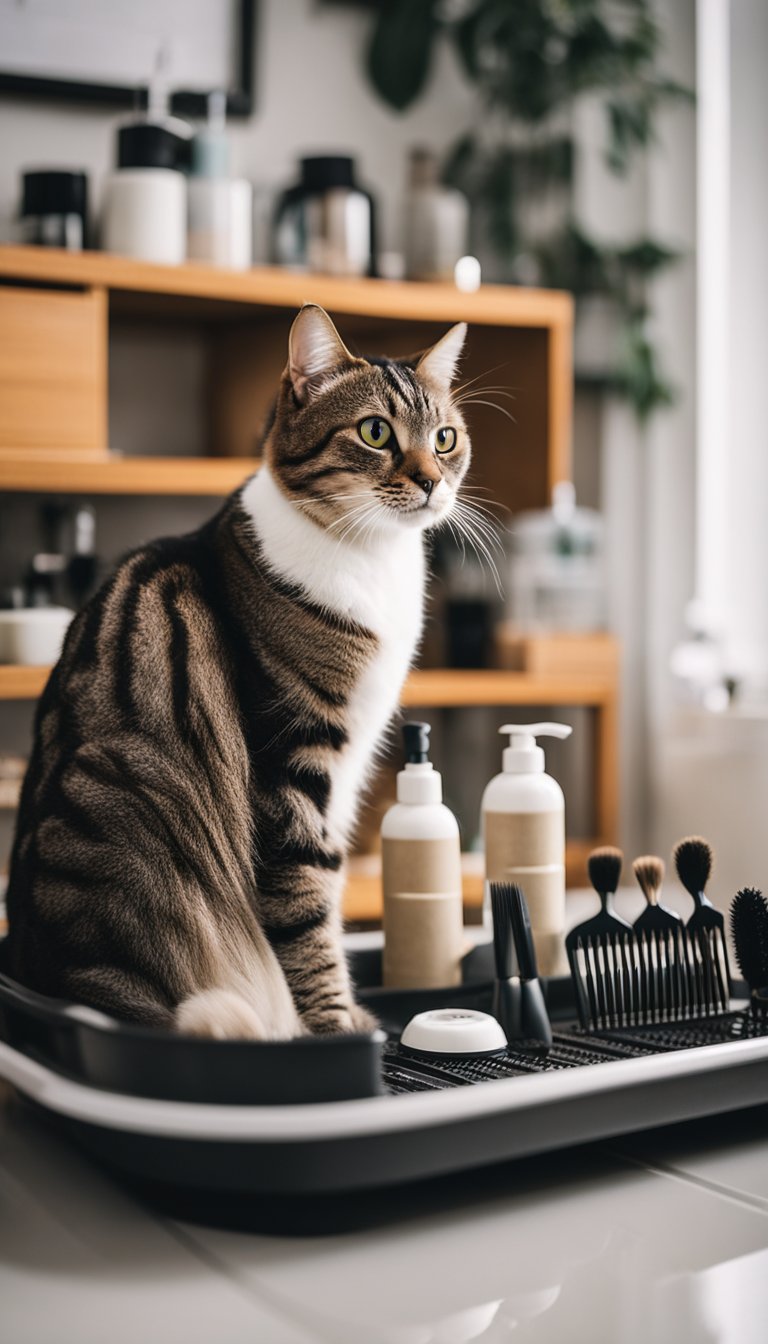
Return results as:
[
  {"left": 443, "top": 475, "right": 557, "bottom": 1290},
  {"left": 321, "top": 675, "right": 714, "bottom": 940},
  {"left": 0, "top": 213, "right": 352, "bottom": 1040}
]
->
[{"left": 2, "top": 1083, "right": 767, "bottom": 1344}]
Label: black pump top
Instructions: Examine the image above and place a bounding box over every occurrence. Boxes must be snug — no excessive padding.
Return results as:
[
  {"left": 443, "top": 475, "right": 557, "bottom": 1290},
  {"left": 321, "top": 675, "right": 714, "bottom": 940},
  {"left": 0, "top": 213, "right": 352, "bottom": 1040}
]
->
[
  {"left": 117, "top": 123, "right": 187, "bottom": 172},
  {"left": 402, "top": 721, "right": 431, "bottom": 765}
]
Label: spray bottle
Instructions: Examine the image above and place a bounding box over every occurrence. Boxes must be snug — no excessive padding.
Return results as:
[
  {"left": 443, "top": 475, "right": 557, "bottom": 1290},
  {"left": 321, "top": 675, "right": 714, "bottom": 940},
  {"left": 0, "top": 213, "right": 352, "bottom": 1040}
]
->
[
  {"left": 382, "top": 722, "right": 463, "bottom": 989},
  {"left": 481, "top": 723, "right": 573, "bottom": 977}
]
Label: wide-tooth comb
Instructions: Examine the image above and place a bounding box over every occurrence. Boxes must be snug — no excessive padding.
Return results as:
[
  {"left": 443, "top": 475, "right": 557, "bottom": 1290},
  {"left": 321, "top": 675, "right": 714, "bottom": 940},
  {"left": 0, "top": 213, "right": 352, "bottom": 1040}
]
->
[
  {"left": 632, "top": 856, "right": 687, "bottom": 1023},
  {"left": 673, "top": 836, "right": 731, "bottom": 1016},
  {"left": 566, "top": 847, "right": 635, "bottom": 1031}
]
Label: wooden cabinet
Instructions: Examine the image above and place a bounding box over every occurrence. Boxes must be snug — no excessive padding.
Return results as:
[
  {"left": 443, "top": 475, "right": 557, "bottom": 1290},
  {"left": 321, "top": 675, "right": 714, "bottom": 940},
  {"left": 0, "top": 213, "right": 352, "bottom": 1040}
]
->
[{"left": 0, "top": 283, "right": 107, "bottom": 455}]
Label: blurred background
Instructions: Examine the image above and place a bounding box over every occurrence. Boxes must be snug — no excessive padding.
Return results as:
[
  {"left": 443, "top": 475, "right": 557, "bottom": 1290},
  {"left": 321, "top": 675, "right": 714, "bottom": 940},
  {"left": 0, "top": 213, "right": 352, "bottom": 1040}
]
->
[{"left": 0, "top": 0, "right": 765, "bottom": 918}]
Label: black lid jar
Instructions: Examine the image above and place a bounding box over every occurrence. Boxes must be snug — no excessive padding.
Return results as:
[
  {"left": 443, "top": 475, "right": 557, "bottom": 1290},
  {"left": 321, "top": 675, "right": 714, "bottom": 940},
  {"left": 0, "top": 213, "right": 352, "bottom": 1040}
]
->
[{"left": 20, "top": 170, "right": 88, "bottom": 250}]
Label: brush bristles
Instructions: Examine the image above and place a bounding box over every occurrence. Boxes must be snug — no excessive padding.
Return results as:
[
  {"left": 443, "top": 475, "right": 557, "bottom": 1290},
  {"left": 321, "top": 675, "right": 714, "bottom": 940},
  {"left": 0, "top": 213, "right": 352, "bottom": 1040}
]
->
[
  {"left": 730, "top": 887, "right": 768, "bottom": 990},
  {"left": 633, "top": 855, "right": 664, "bottom": 904},
  {"left": 490, "top": 881, "right": 518, "bottom": 979},
  {"left": 673, "top": 835, "right": 713, "bottom": 896},
  {"left": 587, "top": 846, "right": 623, "bottom": 896}
]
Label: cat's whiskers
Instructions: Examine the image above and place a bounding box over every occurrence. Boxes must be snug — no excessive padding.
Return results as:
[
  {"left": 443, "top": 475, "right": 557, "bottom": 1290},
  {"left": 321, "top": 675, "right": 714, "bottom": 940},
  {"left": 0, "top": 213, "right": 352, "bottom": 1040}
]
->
[
  {"left": 442, "top": 496, "right": 505, "bottom": 596},
  {"left": 330, "top": 500, "right": 384, "bottom": 548},
  {"left": 453, "top": 396, "right": 517, "bottom": 425},
  {"left": 327, "top": 499, "right": 381, "bottom": 539},
  {"left": 452, "top": 361, "right": 511, "bottom": 397}
]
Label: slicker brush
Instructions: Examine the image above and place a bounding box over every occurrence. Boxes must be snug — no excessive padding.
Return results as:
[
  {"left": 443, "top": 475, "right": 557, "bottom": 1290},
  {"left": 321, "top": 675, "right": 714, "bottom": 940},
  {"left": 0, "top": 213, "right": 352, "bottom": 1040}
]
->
[
  {"left": 632, "top": 856, "right": 687, "bottom": 1021},
  {"left": 673, "top": 836, "right": 730, "bottom": 1016},
  {"left": 730, "top": 887, "right": 768, "bottom": 1016}
]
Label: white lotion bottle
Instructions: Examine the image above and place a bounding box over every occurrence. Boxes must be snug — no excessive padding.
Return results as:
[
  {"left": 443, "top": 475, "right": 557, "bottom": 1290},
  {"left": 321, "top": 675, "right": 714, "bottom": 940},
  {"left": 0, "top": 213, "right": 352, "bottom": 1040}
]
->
[
  {"left": 102, "top": 47, "right": 189, "bottom": 265},
  {"left": 403, "top": 147, "right": 469, "bottom": 282},
  {"left": 481, "top": 723, "right": 573, "bottom": 978},
  {"left": 187, "top": 91, "right": 252, "bottom": 269},
  {"left": 382, "top": 722, "right": 463, "bottom": 989}
]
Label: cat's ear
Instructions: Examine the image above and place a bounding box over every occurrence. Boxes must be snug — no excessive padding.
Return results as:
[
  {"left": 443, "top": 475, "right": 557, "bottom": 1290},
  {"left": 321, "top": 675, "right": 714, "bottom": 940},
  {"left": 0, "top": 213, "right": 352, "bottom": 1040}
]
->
[
  {"left": 416, "top": 323, "right": 467, "bottom": 391},
  {"left": 288, "top": 304, "right": 358, "bottom": 403}
]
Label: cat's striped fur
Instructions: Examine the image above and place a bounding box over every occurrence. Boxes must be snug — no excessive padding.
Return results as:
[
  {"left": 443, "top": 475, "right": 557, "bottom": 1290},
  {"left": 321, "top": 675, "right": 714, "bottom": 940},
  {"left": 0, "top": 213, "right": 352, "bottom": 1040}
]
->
[{"left": 5, "top": 306, "right": 470, "bottom": 1038}]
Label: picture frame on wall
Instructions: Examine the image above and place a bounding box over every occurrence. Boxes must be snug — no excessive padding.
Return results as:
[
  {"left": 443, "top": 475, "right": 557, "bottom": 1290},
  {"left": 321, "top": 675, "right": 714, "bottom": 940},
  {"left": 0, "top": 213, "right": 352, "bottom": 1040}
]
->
[{"left": 0, "top": 0, "right": 256, "bottom": 117}]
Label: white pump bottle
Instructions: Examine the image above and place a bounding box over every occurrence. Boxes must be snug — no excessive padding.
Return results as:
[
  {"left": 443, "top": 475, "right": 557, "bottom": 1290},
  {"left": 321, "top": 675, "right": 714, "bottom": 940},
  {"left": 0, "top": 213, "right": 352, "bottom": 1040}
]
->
[
  {"left": 481, "top": 722, "right": 573, "bottom": 977},
  {"left": 382, "top": 722, "right": 463, "bottom": 989}
]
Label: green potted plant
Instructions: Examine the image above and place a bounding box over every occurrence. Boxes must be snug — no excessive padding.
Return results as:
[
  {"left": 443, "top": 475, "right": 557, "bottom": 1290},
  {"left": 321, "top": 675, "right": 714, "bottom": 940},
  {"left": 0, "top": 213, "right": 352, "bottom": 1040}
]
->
[{"left": 363, "top": 0, "right": 692, "bottom": 418}]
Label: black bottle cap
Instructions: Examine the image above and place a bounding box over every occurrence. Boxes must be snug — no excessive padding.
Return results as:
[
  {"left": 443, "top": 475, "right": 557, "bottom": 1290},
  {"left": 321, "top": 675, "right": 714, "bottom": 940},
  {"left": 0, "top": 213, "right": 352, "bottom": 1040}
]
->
[
  {"left": 21, "top": 170, "right": 87, "bottom": 218},
  {"left": 402, "top": 721, "right": 431, "bottom": 765},
  {"left": 300, "top": 155, "right": 356, "bottom": 191},
  {"left": 117, "top": 123, "right": 187, "bottom": 172}
]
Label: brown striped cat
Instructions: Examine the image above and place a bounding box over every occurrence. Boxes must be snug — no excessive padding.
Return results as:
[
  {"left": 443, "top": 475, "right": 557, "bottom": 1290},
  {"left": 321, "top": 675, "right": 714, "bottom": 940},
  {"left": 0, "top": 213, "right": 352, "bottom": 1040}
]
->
[{"left": 5, "top": 305, "right": 470, "bottom": 1039}]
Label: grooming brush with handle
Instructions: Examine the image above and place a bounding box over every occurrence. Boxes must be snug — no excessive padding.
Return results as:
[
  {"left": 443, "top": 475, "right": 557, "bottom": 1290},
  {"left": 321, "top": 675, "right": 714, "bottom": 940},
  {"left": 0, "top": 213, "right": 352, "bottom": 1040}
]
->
[
  {"left": 566, "top": 847, "right": 635, "bottom": 1030},
  {"left": 632, "top": 855, "right": 688, "bottom": 1023},
  {"left": 674, "top": 836, "right": 731, "bottom": 1017}
]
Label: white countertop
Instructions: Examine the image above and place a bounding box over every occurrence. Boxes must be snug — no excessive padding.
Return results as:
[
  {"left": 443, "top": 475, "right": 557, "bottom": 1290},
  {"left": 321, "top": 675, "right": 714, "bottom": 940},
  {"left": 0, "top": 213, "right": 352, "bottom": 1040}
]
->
[
  {"left": 3, "top": 890, "right": 764, "bottom": 1342},
  {"left": 2, "top": 1078, "right": 768, "bottom": 1343}
]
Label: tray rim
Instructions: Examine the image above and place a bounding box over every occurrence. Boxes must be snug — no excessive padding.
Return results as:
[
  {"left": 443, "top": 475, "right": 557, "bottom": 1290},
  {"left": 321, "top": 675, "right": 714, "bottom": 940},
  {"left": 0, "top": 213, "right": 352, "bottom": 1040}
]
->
[{"left": 2, "top": 1024, "right": 766, "bottom": 1142}]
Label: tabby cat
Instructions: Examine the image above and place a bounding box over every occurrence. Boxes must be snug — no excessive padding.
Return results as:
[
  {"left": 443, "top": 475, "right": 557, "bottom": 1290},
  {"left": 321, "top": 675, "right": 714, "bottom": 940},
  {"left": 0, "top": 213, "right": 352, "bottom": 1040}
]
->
[{"left": 5, "top": 305, "right": 471, "bottom": 1039}]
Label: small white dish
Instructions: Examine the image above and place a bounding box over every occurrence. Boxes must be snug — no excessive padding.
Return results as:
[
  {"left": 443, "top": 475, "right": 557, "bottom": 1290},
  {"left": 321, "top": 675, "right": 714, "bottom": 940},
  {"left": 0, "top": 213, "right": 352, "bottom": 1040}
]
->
[
  {"left": 0, "top": 607, "right": 74, "bottom": 666},
  {"left": 400, "top": 1008, "right": 507, "bottom": 1056}
]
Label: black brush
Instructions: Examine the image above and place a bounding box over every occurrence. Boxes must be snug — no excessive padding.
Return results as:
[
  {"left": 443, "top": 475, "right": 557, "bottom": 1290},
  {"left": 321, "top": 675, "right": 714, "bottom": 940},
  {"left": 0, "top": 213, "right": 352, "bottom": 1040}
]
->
[
  {"left": 730, "top": 887, "right": 768, "bottom": 1016},
  {"left": 633, "top": 855, "right": 687, "bottom": 1022},
  {"left": 674, "top": 836, "right": 731, "bottom": 1016},
  {"left": 566, "top": 847, "right": 634, "bottom": 1030},
  {"left": 490, "top": 882, "right": 552, "bottom": 1050}
]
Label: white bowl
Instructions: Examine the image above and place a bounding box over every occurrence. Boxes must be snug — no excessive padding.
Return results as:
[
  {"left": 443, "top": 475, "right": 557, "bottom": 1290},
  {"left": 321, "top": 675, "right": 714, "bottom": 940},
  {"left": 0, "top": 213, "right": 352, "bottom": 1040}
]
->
[
  {"left": 400, "top": 1008, "right": 507, "bottom": 1056},
  {"left": 0, "top": 607, "right": 74, "bottom": 666}
]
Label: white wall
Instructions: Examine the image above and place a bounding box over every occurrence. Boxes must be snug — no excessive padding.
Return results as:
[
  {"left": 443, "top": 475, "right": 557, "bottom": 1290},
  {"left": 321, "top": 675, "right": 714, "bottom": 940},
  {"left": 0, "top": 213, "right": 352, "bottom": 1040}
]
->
[
  {"left": 0, "top": 0, "right": 476, "bottom": 251},
  {"left": 725, "top": 0, "right": 768, "bottom": 678},
  {"left": 572, "top": 1, "right": 698, "bottom": 862}
]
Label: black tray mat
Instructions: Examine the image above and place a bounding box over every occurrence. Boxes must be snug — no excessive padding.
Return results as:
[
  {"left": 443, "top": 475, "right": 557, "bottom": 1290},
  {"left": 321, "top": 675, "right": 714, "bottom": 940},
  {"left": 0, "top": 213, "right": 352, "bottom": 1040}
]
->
[{"left": 381, "top": 1013, "right": 761, "bottom": 1093}]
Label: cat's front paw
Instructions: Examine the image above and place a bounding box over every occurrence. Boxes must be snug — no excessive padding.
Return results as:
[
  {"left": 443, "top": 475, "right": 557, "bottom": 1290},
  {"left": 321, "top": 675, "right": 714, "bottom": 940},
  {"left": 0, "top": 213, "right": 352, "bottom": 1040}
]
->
[
  {"left": 302, "top": 1001, "right": 379, "bottom": 1036},
  {"left": 347, "top": 1001, "right": 380, "bottom": 1035}
]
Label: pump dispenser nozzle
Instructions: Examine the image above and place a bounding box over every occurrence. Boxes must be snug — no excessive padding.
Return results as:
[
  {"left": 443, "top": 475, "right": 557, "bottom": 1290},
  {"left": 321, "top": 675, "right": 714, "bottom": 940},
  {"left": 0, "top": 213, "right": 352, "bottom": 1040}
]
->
[
  {"left": 396, "top": 721, "right": 442, "bottom": 803},
  {"left": 402, "top": 721, "right": 431, "bottom": 764},
  {"left": 498, "top": 722, "right": 572, "bottom": 773}
]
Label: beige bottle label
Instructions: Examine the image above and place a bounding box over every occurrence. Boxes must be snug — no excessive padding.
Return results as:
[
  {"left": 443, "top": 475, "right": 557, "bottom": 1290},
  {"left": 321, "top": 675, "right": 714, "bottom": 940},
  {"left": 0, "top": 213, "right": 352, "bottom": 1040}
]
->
[
  {"left": 382, "top": 837, "right": 464, "bottom": 989},
  {"left": 484, "top": 810, "right": 564, "bottom": 869},
  {"left": 483, "top": 811, "right": 566, "bottom": 978}
]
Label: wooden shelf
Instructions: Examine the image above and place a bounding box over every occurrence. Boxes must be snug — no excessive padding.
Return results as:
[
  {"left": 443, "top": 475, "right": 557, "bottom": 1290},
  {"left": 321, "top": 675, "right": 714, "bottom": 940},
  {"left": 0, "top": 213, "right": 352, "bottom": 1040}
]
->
[
  {"left": 0, "top": 245, "right": 571, "bottom": 329},
  {"left": 403, "top": 668, "right": 615, "bottom": 707},
  {"left": 0, "top": 453, "right": 260, "bottom": 496},
  {"left": 1, "top": 663, "right": 616, "bottom": 706},
  {"left": 0, "top": 665, "right": 49, "bottom": 700}
]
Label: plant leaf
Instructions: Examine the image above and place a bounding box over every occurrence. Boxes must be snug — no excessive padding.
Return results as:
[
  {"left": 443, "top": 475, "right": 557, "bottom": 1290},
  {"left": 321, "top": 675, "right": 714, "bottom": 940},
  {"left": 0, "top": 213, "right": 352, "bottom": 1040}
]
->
[{"left": 366, "top": 0, "right": 440, "bottom": 112}]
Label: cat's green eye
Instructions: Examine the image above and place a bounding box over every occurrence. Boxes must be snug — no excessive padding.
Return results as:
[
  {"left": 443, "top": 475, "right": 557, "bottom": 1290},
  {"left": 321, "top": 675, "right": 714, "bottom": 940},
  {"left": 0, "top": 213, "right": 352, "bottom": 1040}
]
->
[
  {"left": 435, "top": 426, "right": 457, "bottom": 454},
  {"left": 359, "top": 417, "right": 392, "bottom": 449}
]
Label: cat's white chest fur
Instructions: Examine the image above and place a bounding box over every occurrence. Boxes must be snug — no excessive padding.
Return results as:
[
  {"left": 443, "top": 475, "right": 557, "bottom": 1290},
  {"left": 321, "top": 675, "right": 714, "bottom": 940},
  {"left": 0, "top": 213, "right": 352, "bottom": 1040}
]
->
[{"left": 241, "top": 468, "right": 425, "bottom": 836}]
